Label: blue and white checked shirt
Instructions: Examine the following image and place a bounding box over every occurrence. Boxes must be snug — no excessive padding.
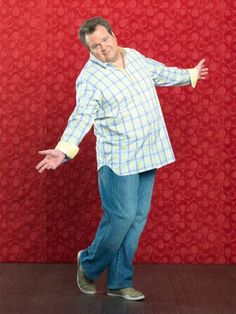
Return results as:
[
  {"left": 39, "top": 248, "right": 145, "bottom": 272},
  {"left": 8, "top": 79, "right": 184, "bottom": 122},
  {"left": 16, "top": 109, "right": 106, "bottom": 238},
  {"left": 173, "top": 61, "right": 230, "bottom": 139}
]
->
[{"left": 56, "top": 48, "right": 198, "bottom": 175}]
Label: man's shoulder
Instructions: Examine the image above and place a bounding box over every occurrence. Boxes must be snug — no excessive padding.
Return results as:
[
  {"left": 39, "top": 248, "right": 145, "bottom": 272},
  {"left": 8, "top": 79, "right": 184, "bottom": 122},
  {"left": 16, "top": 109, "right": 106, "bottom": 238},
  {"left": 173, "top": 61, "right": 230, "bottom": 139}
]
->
[
  {"left": 82, "top": 59, "right": 100, "bottom": 75},
  {"left": 125, "top": 47, "right": 146, "bottom": 66},
  {"left": 75, "top": 60, "right": 101, "bottom": 85},
  {"left": 125, "top": 47, "right": 143, "bottom": 57}
]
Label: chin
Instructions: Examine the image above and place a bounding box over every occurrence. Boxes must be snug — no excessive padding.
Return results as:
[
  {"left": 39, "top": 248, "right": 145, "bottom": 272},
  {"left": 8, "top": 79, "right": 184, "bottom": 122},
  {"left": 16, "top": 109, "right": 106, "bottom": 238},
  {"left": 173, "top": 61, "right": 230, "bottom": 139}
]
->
[{"left": 106, "top": 55, "right": 115, "bottom": 63}]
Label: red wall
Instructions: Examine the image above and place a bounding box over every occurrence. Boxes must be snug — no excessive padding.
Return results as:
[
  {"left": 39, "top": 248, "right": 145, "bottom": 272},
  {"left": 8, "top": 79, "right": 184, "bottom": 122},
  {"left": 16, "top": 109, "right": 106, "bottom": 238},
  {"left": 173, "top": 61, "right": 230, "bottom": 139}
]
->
[{"left": 0, "top": 0, "right": 235, "bottom": 263}]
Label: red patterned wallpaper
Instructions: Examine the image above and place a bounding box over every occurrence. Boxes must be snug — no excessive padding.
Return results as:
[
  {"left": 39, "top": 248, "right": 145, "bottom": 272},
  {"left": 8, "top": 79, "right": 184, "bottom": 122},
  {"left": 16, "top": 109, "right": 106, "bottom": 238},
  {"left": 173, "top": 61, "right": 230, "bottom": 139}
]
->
[{"left": 0, "top": 0, "right": 235, "bottom": 263}]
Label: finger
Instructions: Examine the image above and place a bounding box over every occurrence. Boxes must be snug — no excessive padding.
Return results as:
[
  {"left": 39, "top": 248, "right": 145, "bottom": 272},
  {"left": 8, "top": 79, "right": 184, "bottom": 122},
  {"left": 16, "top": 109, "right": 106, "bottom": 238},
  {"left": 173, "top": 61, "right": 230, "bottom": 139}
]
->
[
  {"left": 39, "top": 149, "right": 64, "bottom": 159},
  {"left": 45, "top": 163, "right": 57, "bottom": 171},
  {"left": 37, "top": 163, "right": 49, "bottom": 173},
  {"left": 38, "top": 150, "right": 51, "bottom": 155},
  {"left": 197, "top": 59, "right": 206, "bottom": 69},
  {"left": 198, "top": 58, "right": 205, "bottom": 65},
  {"left": 36, "top": 159, "right": 49, "bottom": 170}
]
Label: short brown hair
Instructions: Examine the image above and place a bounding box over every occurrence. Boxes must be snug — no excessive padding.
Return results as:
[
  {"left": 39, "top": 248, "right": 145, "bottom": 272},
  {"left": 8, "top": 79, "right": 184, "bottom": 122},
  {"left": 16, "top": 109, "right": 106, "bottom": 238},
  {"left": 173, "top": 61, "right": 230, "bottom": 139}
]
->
[{"left": 78, "top": 16, "right": 113, "bottom": 49}]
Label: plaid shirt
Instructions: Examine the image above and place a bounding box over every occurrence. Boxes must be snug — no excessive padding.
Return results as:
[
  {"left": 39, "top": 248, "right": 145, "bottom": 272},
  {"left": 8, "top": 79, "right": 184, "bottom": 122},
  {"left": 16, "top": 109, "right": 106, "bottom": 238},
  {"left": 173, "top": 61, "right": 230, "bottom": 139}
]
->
[{"left": 56, "top": 48, "right": 198, "bottom": 175}]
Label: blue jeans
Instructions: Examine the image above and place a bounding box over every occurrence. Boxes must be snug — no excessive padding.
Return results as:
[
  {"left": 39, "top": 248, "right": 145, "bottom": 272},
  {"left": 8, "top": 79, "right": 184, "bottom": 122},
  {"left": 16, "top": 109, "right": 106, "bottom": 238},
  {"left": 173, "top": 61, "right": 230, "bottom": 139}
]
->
[{"left": 80, "top": 166, "right": 156, "bottom": 289}]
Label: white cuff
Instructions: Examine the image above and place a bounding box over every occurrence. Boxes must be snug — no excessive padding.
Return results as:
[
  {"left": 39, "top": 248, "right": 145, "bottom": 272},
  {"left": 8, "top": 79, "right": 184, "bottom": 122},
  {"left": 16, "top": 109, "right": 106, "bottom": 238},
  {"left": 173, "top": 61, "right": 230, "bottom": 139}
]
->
[
  {"left": 55, "top": 141, "right": 79, "bottom": 159},
  {"left": 187, "top": 68, "right": 199, "bottom": 88}
]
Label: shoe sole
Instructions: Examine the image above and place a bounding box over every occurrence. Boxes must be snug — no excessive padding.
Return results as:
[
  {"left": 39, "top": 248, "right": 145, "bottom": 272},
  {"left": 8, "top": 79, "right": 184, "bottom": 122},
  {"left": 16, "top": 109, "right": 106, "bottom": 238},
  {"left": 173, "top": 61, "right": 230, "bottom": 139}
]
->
[
  {"left": 107, "top": 292, "right": 145, "bottom": 301},
  {"left": 77, "top": 251, "right": 96, "bottom": 295}
]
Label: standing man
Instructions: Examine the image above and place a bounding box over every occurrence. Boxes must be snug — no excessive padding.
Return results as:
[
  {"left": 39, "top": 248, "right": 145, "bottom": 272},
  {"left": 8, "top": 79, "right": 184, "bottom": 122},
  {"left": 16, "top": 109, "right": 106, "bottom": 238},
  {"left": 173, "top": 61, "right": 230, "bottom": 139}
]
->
[{"left": 36, "top": 16, "right": 208, "bottom": 301}]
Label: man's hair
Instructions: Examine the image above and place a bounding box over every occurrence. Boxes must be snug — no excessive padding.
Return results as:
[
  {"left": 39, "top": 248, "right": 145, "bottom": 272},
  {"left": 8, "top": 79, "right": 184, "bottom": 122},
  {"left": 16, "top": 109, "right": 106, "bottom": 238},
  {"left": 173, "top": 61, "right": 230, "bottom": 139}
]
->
[{"left": 78, "top": 16, "right": 113, "bottom": 49}]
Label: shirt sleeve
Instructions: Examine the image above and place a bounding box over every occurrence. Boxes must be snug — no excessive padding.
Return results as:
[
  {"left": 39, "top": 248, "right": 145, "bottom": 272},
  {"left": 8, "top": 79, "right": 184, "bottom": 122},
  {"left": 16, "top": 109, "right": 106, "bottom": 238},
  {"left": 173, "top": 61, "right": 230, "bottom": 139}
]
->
[
  {"left": 55, "top": 78, "right": 101, "bottom": 159},
  {"left": 145, "top": 57, "right": 199, "bottom": 88}
]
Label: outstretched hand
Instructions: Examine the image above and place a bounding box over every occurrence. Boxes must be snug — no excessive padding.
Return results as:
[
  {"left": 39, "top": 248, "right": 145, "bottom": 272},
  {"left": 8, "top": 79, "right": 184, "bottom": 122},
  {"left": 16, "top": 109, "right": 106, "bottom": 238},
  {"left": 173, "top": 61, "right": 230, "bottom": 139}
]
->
[
  {"left": 195, "top": 58, "right": 208, "bottom": 80},
  {"left": 36, "top": 149, "right": 66, "bottom": 173}
]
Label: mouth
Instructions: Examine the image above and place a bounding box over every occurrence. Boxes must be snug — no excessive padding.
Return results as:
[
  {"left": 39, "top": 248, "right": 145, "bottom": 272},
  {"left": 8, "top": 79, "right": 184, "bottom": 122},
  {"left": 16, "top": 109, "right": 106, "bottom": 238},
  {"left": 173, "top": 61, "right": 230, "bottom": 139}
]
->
[{"left": 103, "top": 50, "right": 111, "bottom": 57}]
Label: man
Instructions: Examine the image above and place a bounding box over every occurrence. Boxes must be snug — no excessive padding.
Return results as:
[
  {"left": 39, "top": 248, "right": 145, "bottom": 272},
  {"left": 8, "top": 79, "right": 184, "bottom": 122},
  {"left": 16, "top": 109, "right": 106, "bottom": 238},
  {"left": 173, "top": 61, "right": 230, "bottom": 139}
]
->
[{"left": 36, "top": 16, "right": 208, "bottom": 301}]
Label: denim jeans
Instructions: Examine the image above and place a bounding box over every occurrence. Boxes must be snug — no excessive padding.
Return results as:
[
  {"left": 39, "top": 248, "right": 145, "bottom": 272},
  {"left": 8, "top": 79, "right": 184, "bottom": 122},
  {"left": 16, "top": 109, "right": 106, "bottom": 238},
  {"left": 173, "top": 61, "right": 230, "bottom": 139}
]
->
[{"left": 80, "top": 166, "right": 156, "bottom": 289}]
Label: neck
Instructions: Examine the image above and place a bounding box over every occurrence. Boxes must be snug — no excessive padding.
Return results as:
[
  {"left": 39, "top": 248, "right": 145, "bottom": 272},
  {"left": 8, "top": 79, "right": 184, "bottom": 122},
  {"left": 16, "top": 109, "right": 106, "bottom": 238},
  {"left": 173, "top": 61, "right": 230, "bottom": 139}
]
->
[{"left": 112, "top": 47, "right": 125, "bottom": 68}]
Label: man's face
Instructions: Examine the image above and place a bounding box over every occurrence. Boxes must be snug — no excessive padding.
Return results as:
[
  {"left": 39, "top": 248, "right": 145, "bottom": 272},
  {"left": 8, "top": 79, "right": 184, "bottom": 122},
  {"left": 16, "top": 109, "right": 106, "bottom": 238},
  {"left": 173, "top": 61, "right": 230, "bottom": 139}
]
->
[{"left": 85, "top": 25, "right": 119, "bottom": 63}]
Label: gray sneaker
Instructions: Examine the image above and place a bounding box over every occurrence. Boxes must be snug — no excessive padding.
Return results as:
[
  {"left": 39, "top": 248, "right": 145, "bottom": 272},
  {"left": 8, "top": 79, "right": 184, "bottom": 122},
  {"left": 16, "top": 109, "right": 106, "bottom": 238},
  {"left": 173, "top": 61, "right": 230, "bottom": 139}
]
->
[
  {"left": 77, "top": 251, "right": 96, "bottom": 294},
  {"left": 107, "top": 287, "right": 145, "bottom": 301}
]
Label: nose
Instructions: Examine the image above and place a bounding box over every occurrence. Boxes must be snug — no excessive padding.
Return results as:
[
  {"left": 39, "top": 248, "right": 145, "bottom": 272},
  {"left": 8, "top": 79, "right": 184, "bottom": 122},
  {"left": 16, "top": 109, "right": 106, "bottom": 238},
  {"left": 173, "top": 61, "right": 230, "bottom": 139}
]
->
[{"left": 100, "top": 43, "right": 107, "bottom": 52}]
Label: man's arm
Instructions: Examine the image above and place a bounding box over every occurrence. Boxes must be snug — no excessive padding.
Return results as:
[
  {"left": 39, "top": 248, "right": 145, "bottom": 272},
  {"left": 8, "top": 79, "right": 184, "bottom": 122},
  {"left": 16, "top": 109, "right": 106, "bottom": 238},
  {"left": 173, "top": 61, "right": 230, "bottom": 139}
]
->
[
  {"left": 36, "top": 79, "right": 101, "bottom": 173},
  {"left": 145, "top": 57, "right": 208, "bottom": 88}
]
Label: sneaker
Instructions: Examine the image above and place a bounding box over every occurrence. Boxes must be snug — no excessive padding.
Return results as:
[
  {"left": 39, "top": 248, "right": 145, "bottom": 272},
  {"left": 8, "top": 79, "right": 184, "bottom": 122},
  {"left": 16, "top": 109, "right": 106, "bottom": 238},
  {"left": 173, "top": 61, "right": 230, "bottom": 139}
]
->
[
  {"left": 107, "top": 287, "right": 145, "bottom": 301},
  {"left": 77, "top": 250, "right": 96, "bottom": 294}
]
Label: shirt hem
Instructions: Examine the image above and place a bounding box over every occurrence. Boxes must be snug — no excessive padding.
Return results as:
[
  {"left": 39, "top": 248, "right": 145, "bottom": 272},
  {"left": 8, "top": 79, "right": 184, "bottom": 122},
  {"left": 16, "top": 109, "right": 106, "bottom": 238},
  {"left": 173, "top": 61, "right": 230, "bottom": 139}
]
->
[{"left": 97, "top": 159, "right": 176, "bottom": 176}]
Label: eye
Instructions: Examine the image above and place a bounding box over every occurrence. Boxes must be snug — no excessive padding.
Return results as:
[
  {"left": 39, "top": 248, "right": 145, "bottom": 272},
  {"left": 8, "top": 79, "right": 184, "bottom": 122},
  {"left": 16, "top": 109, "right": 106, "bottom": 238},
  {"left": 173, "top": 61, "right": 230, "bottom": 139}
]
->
[{"left": 102, "top": 36, "right": 109, "bottom": 42}]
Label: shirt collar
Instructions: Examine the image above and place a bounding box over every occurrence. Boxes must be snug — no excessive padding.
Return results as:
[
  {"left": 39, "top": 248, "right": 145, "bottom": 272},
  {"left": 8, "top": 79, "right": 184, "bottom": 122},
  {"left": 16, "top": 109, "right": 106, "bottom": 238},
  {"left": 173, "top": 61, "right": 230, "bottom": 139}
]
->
[{"left": 89, "top": 53, "right": 108, "bottom": 68}]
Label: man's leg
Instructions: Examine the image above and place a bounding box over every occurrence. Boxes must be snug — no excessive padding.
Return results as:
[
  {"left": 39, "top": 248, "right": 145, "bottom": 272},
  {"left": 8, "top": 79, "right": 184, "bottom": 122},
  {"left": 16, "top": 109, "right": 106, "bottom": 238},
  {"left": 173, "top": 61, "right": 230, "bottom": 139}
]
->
[
  {"left": 79, "top": 166, "right": 140, "bottom": 281},
  {"left": 107, "top": 169, "right": 156, "bottom": 289}
]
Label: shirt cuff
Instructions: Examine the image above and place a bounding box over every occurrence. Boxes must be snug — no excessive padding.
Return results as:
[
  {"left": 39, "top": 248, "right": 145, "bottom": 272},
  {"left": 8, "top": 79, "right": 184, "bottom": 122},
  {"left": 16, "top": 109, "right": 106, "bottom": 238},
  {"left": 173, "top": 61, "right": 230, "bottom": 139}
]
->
[
  {"left": 187, "top": 68, "right": 199, "bottom": 88},
  {"left": 55, "top": 141, "right": 79, "bottom": 159}
]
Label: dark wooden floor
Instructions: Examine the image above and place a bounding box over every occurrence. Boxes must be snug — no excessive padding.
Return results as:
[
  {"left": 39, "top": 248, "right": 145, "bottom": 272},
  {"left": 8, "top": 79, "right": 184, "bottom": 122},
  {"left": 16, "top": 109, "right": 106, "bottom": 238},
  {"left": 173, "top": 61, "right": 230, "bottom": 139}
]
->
[{"left": 0, "top": 263, "right": 235, "bottom": 314}]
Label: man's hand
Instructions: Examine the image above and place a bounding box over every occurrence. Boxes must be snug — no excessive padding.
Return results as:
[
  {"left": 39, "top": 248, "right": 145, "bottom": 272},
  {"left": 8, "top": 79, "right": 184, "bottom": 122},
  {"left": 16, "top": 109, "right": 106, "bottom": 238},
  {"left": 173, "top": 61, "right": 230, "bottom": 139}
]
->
[
  {"left": 195, "top": 58, "right": 208, "bottom": 80},
  {"left": 36, "top": 149, "right": 66, "bottom": 173}
]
